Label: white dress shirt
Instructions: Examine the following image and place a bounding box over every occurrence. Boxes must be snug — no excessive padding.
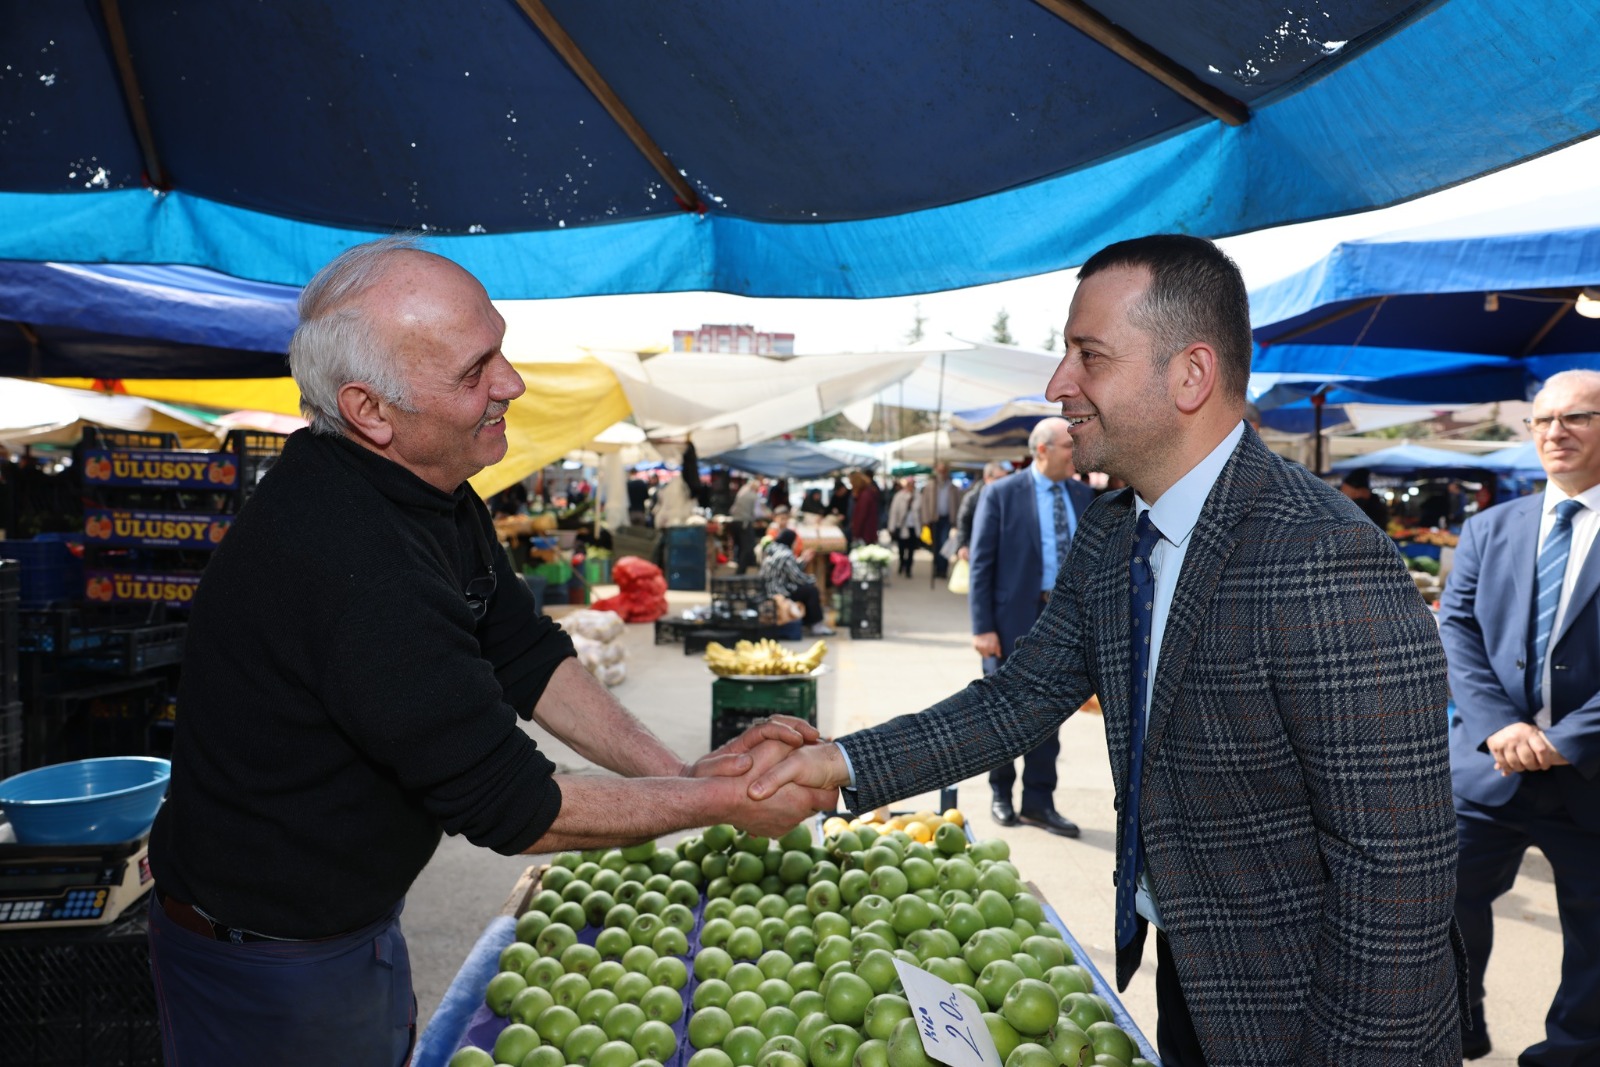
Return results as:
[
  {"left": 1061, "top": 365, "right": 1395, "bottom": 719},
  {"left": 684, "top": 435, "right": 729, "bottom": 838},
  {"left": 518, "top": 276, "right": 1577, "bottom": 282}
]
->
[{"left": 1131, "top": 420, "right": 1246, "bottom": 929}]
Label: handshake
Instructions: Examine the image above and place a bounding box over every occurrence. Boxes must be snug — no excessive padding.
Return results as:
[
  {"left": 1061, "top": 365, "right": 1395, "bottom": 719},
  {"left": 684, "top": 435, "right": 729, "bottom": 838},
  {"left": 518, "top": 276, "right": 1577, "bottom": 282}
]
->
[{"left": 688, "top": 716, "right": 855, "bottom": 838}]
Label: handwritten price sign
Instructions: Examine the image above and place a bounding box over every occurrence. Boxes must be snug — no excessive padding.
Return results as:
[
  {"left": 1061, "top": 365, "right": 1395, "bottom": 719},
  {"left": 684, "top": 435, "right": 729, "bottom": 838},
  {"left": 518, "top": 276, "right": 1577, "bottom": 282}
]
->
[{"left": 893, "top": 959, "right": 1002, "bottom": 1067}]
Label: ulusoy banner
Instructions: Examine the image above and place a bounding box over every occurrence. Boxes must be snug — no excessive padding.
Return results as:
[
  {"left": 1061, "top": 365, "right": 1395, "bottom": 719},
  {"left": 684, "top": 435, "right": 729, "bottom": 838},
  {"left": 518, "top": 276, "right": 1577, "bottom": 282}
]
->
[
  {"left": 83, "top": 508, "right": 231, "bottom": 549},
  {"left": 85, "top": 571, "right": 202, "bottom": 608},
  {"left": 80, "top": 449, "right": 240, "bottom": 490}
]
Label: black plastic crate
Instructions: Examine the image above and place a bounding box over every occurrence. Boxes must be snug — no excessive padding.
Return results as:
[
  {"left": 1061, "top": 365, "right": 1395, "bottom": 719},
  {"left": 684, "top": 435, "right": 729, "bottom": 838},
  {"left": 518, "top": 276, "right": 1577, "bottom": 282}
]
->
[
  {"left": 849, "top": 614, "right": 883, "bottom": 639},
  {"left": 0, "top": 903, "right": 160, "bottom": 1067},
  {"left": 80, "top": 427, "right": 178, "bottom": 451},
  {"left": 0, "top": 700, "right": 20, "bottom": 780},
  {"left": 709, "top": 575, "right": 766, "bottom": 600},
  {"left": 709, "top": 594, "right": 776, "bottom": 626},
  {"left": 684, "top": 628, "right": 744, "bottom": 656},
  {"left": 653, "top": 618, "right": 702, "bottom": 645},
  {"left": 26, "top": 677, "right": 165, "bottom": 771}
]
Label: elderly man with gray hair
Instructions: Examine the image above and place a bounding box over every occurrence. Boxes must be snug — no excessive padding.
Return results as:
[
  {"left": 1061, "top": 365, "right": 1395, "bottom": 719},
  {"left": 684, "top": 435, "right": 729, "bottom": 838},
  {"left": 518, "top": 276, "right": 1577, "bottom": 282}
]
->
[
  {"left": 145, "top": 236, "right": 829, "bottom": 1066},
  {"left": 954, "top": 460, "right": 1011, "bottom": 563}
]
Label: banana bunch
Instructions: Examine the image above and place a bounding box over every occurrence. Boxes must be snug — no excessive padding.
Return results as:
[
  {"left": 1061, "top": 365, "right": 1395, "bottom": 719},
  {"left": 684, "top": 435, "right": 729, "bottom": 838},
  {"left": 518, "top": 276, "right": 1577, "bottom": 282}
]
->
[{"left": 705, "top": 638, "right": 828, "bottom": 676}]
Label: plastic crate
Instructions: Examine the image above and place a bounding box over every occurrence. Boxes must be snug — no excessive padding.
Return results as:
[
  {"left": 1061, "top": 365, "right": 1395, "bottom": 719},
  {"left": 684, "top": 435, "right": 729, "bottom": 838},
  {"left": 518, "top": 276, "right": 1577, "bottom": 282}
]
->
[
  {"left": 683, "top": 628, "right": 743, "bottom": 656},
  {"left": 26, "top": 677, "right": 165, "bottom": 771},
  {"left": 844, "top": 578, "right": 883, "bottom": 639},
  {"left": 0, "top": 562, "right": 17, "bottom": 705},
  {"left": 665, "top": 562, "right": 706, "bottom": 591},
  {"left": 711, "top": 679, "right": 819, "bottom": 751},
  {"left": 612, "top": 526, "right": 660, "bottom": 563},
  {"left": 653, "top": 618, "right": 700, "bottom": 645},
  {"left": 709, "top": 594, "right": 776, "bottom": 625},
  {"left": 0, "top": 540, "right": 85, "bottom": 609},
  {"left": 80, "top": 427, "right": 177, "bottom": 451},
  {"left": 0, "top": 700, "right": 20, "bottom": 780},
  {"left": 710, "top": 575, "right": 766, "bottom": 600},
  {"left": 0, "top": 903, "right": 159, "bottom": 1066}
]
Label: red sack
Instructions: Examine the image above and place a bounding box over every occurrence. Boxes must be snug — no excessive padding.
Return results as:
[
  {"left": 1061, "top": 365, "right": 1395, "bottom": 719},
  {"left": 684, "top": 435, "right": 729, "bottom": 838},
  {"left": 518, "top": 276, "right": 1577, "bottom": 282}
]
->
[
  {"left": 593, "top": 557, "right": 670, "bottom": 622},
  {"left": 611, "top": 557, "right": 662, "bottom": 585},
  {"left": 829, "top": 552, "right": 852, "bottom": 587}
]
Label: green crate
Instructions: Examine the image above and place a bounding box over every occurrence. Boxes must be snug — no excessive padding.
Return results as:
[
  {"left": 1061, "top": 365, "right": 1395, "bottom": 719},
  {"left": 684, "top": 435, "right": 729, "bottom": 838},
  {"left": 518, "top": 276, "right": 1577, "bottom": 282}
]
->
[{"left": 711, "top": 676, "right": 818, "bottom": 718}]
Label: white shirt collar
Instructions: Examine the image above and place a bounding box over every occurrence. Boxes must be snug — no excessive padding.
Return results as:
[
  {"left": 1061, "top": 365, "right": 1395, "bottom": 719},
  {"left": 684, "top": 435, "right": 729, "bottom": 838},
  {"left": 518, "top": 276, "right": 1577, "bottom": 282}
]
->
[
  {"left": 1540, "top": 480, "right": 1600, "bottom": 515},
  {"left": 1134, "top": 421, "right": 1247, "bottom": 548}
]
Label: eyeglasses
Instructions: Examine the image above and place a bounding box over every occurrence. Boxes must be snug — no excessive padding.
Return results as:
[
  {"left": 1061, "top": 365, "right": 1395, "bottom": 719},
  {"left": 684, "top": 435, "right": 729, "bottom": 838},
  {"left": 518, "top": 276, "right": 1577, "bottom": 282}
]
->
[
  {"left": 465, "top": 530, "right": 498, "bottom": 620},
  {"left": 1523, "top": 410, "right": 1600, "bottom": 434}
]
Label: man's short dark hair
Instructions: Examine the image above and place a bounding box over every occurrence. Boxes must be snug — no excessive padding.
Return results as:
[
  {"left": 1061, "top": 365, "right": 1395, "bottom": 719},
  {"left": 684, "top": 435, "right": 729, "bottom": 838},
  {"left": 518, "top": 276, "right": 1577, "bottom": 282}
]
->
[
  {"left": 1078, "top": 234, "right": 1253, "bottom": 401},
  {"left": 776, "top": 528, "right": 799, "bottom": 548},
  {"left": 1341, "top": 468, "right": 1372, "bottom": 491}
]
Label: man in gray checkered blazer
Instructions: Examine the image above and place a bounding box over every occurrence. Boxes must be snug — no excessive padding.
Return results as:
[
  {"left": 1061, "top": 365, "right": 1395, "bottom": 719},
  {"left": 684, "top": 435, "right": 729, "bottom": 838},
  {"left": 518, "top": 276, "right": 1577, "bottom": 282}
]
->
[{"left": 752, "top": 235, "right": 1466, "bottom": 1066}]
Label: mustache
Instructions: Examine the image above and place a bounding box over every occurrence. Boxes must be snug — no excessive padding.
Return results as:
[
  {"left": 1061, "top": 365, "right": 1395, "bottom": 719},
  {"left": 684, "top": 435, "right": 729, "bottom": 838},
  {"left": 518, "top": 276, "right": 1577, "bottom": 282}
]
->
[{"left": 480, "top": 402, "right": 510, "bottom": 425}]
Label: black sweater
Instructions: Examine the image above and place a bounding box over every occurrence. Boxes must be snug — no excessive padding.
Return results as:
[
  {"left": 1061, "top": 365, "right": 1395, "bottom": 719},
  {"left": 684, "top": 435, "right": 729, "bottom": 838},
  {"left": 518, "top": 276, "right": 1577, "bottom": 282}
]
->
[{"left": 149, "top": 431, "right": 573, "bottom": 938}]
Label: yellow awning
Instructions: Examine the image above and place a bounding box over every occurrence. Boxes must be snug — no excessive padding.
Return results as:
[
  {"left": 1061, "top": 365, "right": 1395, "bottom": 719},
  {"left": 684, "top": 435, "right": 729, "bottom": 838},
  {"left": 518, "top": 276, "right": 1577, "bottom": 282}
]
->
[{"left": 40, "top": 357, "right": 630, "bottom": 497}]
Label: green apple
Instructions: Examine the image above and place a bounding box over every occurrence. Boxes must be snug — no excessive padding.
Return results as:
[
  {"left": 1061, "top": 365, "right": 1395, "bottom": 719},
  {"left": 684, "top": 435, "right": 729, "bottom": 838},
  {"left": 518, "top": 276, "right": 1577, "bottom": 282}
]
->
[
  {"left": 632, "top": 1019, "right": 679, "bottom": 1062},
  {"left": 635, "top": 890, "right": 669, "bottom": 916},
  {"left": 822, "top": 971, "right": 873, "bottom": 1027},
  {"left": 447, "top": 1046, "right": 494, "bottom": 1067},
  {"left": 561, "top": 942, "right": 602, "bottom": 978},
  {"left": 967, "top": 838, "right": 1010, "bottom": 864},
  {"left": 1062, "top": 992, "right": 1107, "bottom": 1033},
  {"left": 653, "top": 925, "right": 691, "bottom": 957},
  {"left": 787, "top": 961, "right": 822, "bottom": 992},
  {"left": 889, "top": 894, "right": 934, "bottom": 937},
  {"left": 1004, "top": 1042, "right": 1056, "bottom": 1067},
  {"left": 524, "top": 955, "right": 567, "bottom": 991},
  {"left": 723, "top": 1024, "right": 767, "bottom": 1067},
  {"left": 806, "top": 879, "right": 844, "bottom": 916},
  {"left": 974, "top": 960, "right": 1025, "bottom": 1013},
  {"left": 999, "top": 978, "right": 1058, "bottom": 1037},
  {"left": 783, "top": 925, "right": 818, "bottom": 963},
  {"left": 662, "top": 901, "right": 697, "bottom": 932},
  {"left": 600, "top": 1000, "right": 646, "bottom": 1041},
  {"left": 810, "top": 1022, "right": 865, "bottom": 1067},
  {"left": 694, "top": 978, "right": 734, "bottom": 1011},
  {"left": 791, "top": 988, "right": 827, "bottom": 1020},
  {"left": 588, "top": 960, "right": 625, "bottom": 991},
  {"left": 849, "top": 894, "right": 891, "bottom": 928},
  {"left": 1009, "top": 953, "right": 1044, "bottom": 981},
  {"left": 728, "top": 961, "right": 766, "bottom": 994},
  {"left": 515, "top": 908, "right": 553, "bottom": 944},
  {"left": 794, "top": 1009, "right": 832, "bottom": 1052},
  {"left": 866, "top": 866, "right": 908, "bottom": 901},
  {"left": 604, "top": 902, "right": 639, "bottom": 930},
  {"left": 807, "top": 860, "right": 843, "bottom": 886},
  {"left": 814, "top": 934, "right": 853, "bottom": 972},
  {"left": 702, "top": 917, "right": 736, "bottom": 950},
  {"left": 594, "top": 925, "right": 633, "bottom": 960},
  {"left": 703, "top": 823, "right": 737, "bottom": 852},
  {"left": 509, "top": 984, "right": 556, "bottom": 1027},
  {"left": 639, "top": 983, "right": 684, "bottom": 1024},
  {"left": 560, "top": 1024, "right": 607, "bottom": 1063},
  {"left": 758, "top": 1004, "right": 801, "bottom": 1039},
  {"left": 534, "top": 1004, "right": 581, "bottom": 1048},
  {"left": 802, "top": 909, "right": 840, "bottom": 939},
  {"left": 1046, "top": 1020, "right": 1093, "bottom": 1067},
  {"left": 757, "top": 978, "right": 797, "bottom": 1009},
  {"left": 608, "top": 970, "right": 649, "bottom": 1004},
  {"left": 492, "top": 1022, "right": 541, "bottom": 1065},
  {"left": 1020, "top": 935, "right": 1066, "bottom": 971},
  {"left": 779, "top": 850, "right": 814, "bottom": 885},
  {"left": 522, "top": 1044, "right": 565, "bottom": 1067},
  {"left": 981, "top": 1012, "right": 1022, "bottom": 1062},
  {"left": 727, "top": 989, "right": 769, "bottom": 1028},
  {"left": 855, "top": 1036, "right": 890, "bottom": 1067},
  {"left": 501, "top": 942, "right": 538, "bottom": 975},
  {"left": 933, "top": 822, "right": 967, "bottom": 855},
  {"left": 758, "top": 1044, "right": 807, "bottom": 1067},
  {"left": 899, "top": 857, "right": 938, "bottom": 893},
  {"left": 629, "top": 913, "right": 665, "bottom": 948},
  {"left": 730, "top": 852, "right": 767, "bottom": 885},
  {"left": 688, "top": 1006, "right": 733, "bottom": 1049},
  {"left": 622, "top": 944, "right": 659, "bottom": 974},
  {"left": 550, "top": 972, "right": 592, "bottom": 1011},
  {"left": 487, "top": 970, "right": 529, "bottom": 1016},
  {"left": 704, "top": 852, "right": 732, "bottom": 881},
  {"left": 759, "top": 917, "right": 791, "bottom": 952},
  {"left": 559, "top": 879, "right": 593, "bottom": 905},
  {"left": 728, "top": 926, "right": 765, "bottom": 960},
  {"left": 690, "top": 1050, "right": 735, "bottom": 1067},
  {"left": 550, "top": 901, "right": 587, "bottom": 931},
  {"left": 758, "top": 949, "right": 796, "bottom": 981},
  {"left": 536, "top": 923, "right": 579, "bottom": 959},
  {"left": 589, "top": 1038, "right": 640, "bottom": 1067},
  {"left": 853, "top": 928, "right": 896, "bottom": 961},
  {"left": 886, "top": 1016, "right": 935, "bottom": 1067},
  {"left": 622, "top": 863, "right": 654, "bottom": 884},
  {"left": 862, "top": 993, "right": 912, "bottom": 1042},
  {"left": 648, "top": 955, "right": 689, "bottom": 991},
  {"left": 856, "top": 948, "right": 901, "bottom": 997},
  {"left": 1086, "top": 1021, "right": 1137, "bottom": 1064},
  {"left": 576, "top": 987, "right": 620, "bottom": 1026}
]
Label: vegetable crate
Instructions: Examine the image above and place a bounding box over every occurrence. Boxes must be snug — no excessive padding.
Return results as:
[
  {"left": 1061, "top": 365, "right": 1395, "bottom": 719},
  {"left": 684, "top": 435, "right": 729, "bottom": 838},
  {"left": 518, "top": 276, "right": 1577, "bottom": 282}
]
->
[
  {"left": 710, "top": 676, "right": 818, "bottom": 750},
  {"left": 0, "top": 905, "right": 159, "bottom": 1066},
  {"left": 837, "top": 576, "right": 883, "bottom": 640}
]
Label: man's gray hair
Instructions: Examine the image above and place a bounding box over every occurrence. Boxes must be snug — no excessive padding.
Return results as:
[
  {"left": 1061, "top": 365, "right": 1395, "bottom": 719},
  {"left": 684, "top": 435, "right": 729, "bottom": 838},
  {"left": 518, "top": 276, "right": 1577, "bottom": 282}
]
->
[
  {"left": 1028, "top": 416, "right": 1070, "bottom": 451},
  {"left": 289, "top": 235, "right": 423, "bottom": 435},
  {"left": 982, "top": 461, "right": 1009, "bottom": 480},
  {"left": 1538, "top": 368, "right": 1600, "bottom": 399}
]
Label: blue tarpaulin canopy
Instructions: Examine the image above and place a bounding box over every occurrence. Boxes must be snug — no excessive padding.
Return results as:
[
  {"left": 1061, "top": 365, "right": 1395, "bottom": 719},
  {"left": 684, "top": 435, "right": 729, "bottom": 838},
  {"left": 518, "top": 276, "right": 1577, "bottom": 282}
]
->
[
  {"left": 1329, "top": 444, "right": 1494, "bottom": 476},
  {"left": 1475, "top": 440, "right": 1544, "bottom": 475},
  {"left": 1251, "top": 190, "right": 1600, "bottom": 405},
  {"left": 0, "top": 260, "right": 299, "bottom": 377},
  {"left": 706, "top": 440, "right": 876, "bottom": 480},
  {"left": 4, "top": 1, "right": 1599, "bottom": 298}
]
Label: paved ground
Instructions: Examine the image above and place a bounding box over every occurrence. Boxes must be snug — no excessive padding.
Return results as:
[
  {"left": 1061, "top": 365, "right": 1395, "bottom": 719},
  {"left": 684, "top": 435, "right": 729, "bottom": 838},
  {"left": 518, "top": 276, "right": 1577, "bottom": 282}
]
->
[{"left": 406, "top": 565, "right": 1560, "bottom": 1062}]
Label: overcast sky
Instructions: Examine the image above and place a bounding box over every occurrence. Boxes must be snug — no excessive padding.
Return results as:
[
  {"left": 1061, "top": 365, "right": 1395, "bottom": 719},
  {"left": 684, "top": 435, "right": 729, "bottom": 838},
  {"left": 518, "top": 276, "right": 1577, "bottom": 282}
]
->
[{"left": 499, "top": 136, "right": 1600, "bottom": 361}]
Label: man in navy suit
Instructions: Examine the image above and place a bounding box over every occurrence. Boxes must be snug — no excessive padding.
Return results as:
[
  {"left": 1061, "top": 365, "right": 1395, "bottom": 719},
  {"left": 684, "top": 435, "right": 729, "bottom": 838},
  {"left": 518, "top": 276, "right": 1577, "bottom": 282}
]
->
[
  {"left": 969, "top": 415, "right": 1094, "bottom": 835},
  {"left": 1440, "top": 368, "right": 1600, "bottom": 1065}
]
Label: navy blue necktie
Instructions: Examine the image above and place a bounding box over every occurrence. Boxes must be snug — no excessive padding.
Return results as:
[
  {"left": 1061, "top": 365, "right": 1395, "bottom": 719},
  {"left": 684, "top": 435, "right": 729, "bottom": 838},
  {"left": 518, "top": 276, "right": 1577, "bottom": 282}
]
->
[
  {"left": 1116, "top": 510, "right": 1163, "bottom": 949},
  {"left": 1051, "top": 483, "right": 1071, "bottom": 571},
  {"left": 1530, "top": 498, "right": 1584, "bottom": 710}
]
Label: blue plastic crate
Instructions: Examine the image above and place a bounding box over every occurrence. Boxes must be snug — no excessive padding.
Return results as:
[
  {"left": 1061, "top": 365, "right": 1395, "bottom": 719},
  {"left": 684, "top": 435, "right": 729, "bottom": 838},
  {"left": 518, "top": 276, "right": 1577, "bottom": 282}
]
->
[{"left": 0, "top": 537, "right": 85, "bottom": 607}]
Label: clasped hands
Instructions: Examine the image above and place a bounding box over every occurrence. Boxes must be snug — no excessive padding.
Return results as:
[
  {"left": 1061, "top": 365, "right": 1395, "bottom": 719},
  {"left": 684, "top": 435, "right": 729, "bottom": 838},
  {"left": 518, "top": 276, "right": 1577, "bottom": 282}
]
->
[
  {"left": 685, "top": 716, "right": 852, "bottom": 836},
  {"left": 1486, "top": 721, "right": 1570, "bottom": 776}
]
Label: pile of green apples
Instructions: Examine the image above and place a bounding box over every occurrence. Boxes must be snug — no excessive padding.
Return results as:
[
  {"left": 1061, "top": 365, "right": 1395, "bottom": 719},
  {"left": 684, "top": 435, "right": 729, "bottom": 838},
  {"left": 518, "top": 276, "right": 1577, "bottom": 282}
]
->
[{"left": 453, "top": 821, "right": 1152, "bottom": 1067}]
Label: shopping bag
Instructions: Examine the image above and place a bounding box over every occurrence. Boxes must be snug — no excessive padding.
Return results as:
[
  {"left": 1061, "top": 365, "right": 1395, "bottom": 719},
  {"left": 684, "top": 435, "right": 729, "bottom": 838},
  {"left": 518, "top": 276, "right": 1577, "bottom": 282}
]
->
[{"left": 947, "top": 558, "right": 970, "bottom": 595}]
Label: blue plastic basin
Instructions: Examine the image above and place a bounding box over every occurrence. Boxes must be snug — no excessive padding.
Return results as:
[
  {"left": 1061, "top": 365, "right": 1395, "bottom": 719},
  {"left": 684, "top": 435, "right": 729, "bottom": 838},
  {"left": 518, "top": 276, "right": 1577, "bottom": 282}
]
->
[{"left": 0, "top": 756, "right": 171, "bottom": 844}]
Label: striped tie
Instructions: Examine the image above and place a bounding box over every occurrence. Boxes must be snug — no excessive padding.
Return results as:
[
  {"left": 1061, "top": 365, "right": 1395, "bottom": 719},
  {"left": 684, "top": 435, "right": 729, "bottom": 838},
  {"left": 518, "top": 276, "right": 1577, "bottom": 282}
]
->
[
  {"left": 1530, "top": 498, "right": 1584, "bottom": 713},
  {"left": 1052, "top": 483, "right": 1071, "bottom": 572}
]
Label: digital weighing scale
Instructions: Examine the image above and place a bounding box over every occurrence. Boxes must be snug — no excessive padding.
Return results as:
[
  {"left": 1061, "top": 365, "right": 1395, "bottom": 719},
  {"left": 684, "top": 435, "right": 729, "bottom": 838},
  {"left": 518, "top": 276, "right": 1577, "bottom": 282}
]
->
[{"left": 0, "top": 833, "right": 152, "bottom": 929}]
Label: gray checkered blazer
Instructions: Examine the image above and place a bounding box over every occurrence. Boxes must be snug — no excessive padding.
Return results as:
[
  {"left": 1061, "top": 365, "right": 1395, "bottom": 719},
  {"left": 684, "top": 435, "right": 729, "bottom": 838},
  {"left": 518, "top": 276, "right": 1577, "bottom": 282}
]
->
[{"left": 840, "top": 427, "right": 1467, "bottom": 1065}]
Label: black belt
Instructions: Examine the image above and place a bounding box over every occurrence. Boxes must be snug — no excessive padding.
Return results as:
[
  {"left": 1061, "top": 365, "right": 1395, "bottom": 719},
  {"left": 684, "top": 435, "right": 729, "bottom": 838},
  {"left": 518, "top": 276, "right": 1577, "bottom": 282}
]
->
[{"left": 156, "top": 887, "right": 274, "bottom": 943}]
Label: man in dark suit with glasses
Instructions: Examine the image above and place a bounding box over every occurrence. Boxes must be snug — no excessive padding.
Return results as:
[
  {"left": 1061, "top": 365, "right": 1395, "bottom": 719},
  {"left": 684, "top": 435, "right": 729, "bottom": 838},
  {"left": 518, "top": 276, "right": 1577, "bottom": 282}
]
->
[{"left": 147, "top": 236, "right": 831, "bottom": 1066}]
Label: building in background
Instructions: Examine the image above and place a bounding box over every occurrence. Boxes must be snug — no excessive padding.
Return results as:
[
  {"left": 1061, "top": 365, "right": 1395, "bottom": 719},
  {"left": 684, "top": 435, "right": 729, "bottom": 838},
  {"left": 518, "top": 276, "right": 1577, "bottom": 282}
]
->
[{"left": 673, "top": 323, "right": 794, "bottom": 355}]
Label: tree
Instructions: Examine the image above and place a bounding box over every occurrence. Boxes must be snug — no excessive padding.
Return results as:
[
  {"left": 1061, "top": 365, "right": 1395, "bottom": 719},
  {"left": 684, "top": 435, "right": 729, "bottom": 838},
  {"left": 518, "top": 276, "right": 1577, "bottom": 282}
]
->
[
  {"left": 1041, "top": 326, "right": 1060, "bottom": 352},
  {"left": 991, "top": 309, "right": 1014, "bottom": 346},
  {"left": 905, "top": 301, "right": 926, "bottom": 344}
]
